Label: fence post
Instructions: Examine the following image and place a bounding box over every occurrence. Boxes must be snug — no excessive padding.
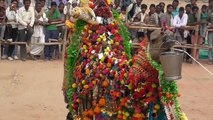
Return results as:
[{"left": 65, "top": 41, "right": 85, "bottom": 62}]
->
[{"left": 62, "top": 26, "right": 68, "bottom": 62}]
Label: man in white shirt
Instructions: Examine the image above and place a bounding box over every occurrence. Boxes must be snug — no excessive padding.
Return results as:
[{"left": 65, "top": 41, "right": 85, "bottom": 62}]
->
[
  {"left": 18, "top": 0, "right": 35, "bottom": 61},
  {"left": 127, "top": 0, "right": 142, "bottom": 22},
  {"left": 173, "top": 7, "right": 188, "bottom": 43},
  {"left": 5, "top": 0, "right": 19, "bottom": 61}
]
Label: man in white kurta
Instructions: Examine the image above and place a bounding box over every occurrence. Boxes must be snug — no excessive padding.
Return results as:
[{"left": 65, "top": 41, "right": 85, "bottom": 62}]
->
[{"left": 29, "top": 2, "right": 48, "bottom": 59}]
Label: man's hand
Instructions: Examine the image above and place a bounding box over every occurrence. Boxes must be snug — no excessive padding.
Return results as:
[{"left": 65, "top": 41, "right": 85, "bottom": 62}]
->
[
  {"left": 27, "top": 24, "right": 32, "bottom": 30},
  {"left": 48, "top": 19, "right": 52, "bottom": 23}
]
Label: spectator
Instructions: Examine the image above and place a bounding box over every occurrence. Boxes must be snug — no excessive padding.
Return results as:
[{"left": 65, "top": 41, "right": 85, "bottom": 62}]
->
[
  {"left": 156, "top": 4, "right": 163, "bottom": 25},
  {"left": 145, "top": 4, "right": 159, "bottom": 40},
  {"left": 18, "top": 0, "right": 34, "bottom": 61},
  {"left": 187, "top": 6, "right": 201, "bottom": 60},
  {"left": 58, "top": 2, "right": 65, "bottom": 39},
  {"left": 173, "top": 7, "right": 188, "bottom": 43},
  {"left": 160, "top": 4, "right": 174, "bottom": 28},
  {"left": 208, "top": 0, "right": 213, "bottom": 64},
  {"left": 185, "top": 4, "right": 193, "bottom": 63},
  {"left": 64, "top": 0, "right": 78, "bottom": 19},
  {"left": 190, "top": 0, "right": 198, "bottom": 8},
  {"left": 17, "top": 0, "right": 23, "bottom": 8},
  {"left": 29, "top": 2, "right": 48, "bottom": 60},
  {"left": 185, "top": 4, "right": 192, "bottom": 15},
  {"left": 172, "top": 0, "right": 179, "bottom": 17},
  {"left": 119, "top": 6, "right": 127, "bottom": 22},
  {"left": 200, "top": 5, "right": 209, "bottom": 43},
  {"left": 120, "top": 0, "right": 132, "bottom": 8},
  {"left": 47, "top": 0, "right": 67, "bottom": 7},
  {"left": 59, "top": 2, "right": 65, "bottom": 21},
  {"left": 4, "top": 0, "right": 19, "bottom": 61},
  {"left": 127, "top": 0, "right": 142, "bottom": 22},
  {"left": 136, "top": 4, "right": 147, "bottom": 39},
  {"left": 159, "top": 2, "right": 165, "bottom": 13},
  {"left": 44, "top": 2, "right": 61, "bottom": 60},
  {"left": 0, "top": 5, "right": 5, "bottom": 40},
  {"left": 145, "top": 4, "right": 158, "bottom": 26},
  {"left": 0, "top": 0, "right": 5, "bottom": 8},
  {"left": 0, "top": 6, "right": 5, "bottom": 58},
  {"left": 40, "top": 0, "right": 48, "bottom": 13},
  {"left": 111, "top": 0, "right": 121, "bottom": 13}
]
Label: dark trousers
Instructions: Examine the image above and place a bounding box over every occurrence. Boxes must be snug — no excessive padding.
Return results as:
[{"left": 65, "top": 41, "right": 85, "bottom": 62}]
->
[
  {"left": 4, "top": 25, "right": 18, "bottom": 57},
  {"left": 18, "top": 28, "right": 33, "bottom": 59},
  {"left": 44, "top": 30, "right": 59, "bottom": 59},
  {"left": 186, "top": 34, "right": 192, "bottom": 60}
]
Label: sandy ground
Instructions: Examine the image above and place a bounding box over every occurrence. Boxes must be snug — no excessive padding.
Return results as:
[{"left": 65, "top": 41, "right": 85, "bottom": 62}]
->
[
  {"left": 0, "top": 61, "right": 67, "bottom": 120},
  {"left": 0, "top": 60, "right": 213, "bottom": 120}
]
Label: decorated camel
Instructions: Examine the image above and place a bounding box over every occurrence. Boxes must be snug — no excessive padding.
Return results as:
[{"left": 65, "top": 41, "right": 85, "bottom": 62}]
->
[{"left": 63, "top": 0, "right": 188, "bottom": 120}]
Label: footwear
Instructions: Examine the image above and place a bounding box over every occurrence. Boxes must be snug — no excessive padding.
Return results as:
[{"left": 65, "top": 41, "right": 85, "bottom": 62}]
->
[
  {"left": 8, "top": 57, "right": 14, "bottom": 61},
  {"left": 186, "top": 58, "right": 192, "bottom": 64},
  {"left": 21, "top": 58, "right": 26, "bottom": 61},
  {"left": 13, "top": 55, "right": 19, "bottom": 60},
  {"left": 29, "top": 53, "right": 37, "bottom": 60},
  {"left": 1, "top": 55, "right": 8, "bottom": 59},
  {"left": 7, "top": 39, "right": 13, "bottom": 42},
  {"left": 44, "top": 57, "right": 49, "bottom": 61},
  {"left": 49, "top": 58, "right": 54, "bottom": 61}
]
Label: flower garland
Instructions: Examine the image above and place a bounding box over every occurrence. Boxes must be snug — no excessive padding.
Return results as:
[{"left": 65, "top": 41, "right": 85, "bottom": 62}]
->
[
  {"left": 112, "top": 9, "right": 132, "bottom": 59},
  {"left": 66, "top": 20, "right": 87, "bottom": 119},
  {"left": 147, "top": 51, "right": 182, "bottom": 119}
]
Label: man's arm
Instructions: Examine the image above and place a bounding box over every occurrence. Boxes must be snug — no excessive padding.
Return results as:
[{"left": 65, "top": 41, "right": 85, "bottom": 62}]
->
[{"left": 29, "top": 8, "right": 35, "bottom": 27}]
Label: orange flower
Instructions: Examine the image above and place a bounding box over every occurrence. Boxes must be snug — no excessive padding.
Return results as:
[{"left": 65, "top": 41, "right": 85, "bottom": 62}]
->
[
  {"left": 85, "top": 69, "right": 90, "bottom": 75},
  {"left": 94, "top": 106, "right": 101, "bottom": 114},
  {"left": 87, "top": 110, "right": 94, "bottom": 117},
  {"left": 98, "top": 98, "right": 106, "bottom": 107},
  {"left": 102, "top": 80, "right": 109, "bottom": 88}
]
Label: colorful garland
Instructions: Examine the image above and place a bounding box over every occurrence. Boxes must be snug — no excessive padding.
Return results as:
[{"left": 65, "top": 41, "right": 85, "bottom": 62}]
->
[
  {"left": 148, "top": 53, "right": 182, "bottom": 119},
  {"left": 112, "top": 9, "right": 132, "bottom": 59},
  {"left": 66, "top": 20, "right": 87, "bottom": 118}
]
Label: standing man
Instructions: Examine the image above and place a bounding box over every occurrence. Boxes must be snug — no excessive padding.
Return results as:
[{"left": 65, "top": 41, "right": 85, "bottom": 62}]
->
[
  {"left": 208, "top": 0, "right": 213, "bottom": 64},
  {"left": 190, "top": 0, "right": 197, "bottom": 8},
  {"left": 160, "top": 4, "right": 174, "bottom": 28},
  {"left": 5, "top": 0, "right": 19, "bottom": 61},
  {"left": 173, "top": 7, "right": 188, "bottom": 43},
  {"left": 18, "top": 0, "right": 34, "bottom": 61},
  {"left": 44, "top": 2, "right": 61, "bottom": 60},
  {"left": 172, "top": 0, "right": 179, "bottom": 17},
  {"left": 29, "top": 2, "right": 48, "bottom": 60},
  {"left": 127, "top": 0, "right": 142, "bottom": 22}
]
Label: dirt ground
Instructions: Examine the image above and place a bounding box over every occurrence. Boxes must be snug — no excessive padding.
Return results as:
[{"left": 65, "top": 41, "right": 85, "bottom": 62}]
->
[{"left": 0, "top": 60, "right": 213, "bottom": 120}]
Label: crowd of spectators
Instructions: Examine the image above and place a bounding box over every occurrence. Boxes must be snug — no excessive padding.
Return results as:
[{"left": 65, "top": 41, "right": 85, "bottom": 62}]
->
[
  {"left": 113, "top": 0, "right": 212, "bottom": 64},
  {"left": 0, "top": 0, "right": 213, "bottom": 64},
  {"left": 0, "top": 0, "right": 78, "bottom": 61}
]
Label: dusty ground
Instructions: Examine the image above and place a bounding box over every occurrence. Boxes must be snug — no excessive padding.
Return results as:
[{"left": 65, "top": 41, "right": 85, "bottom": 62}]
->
[
  {"left": 0, "top": 60, "right": 213, "bottom": 120},
  {"left": 0, "top": 61, "right": 67, "bottom": 120}
]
